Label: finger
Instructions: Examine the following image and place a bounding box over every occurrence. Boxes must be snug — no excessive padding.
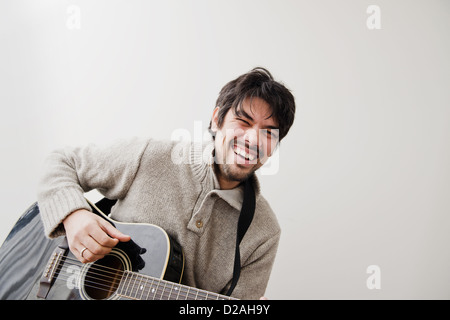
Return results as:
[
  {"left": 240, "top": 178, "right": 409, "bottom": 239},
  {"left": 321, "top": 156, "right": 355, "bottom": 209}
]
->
[
  {"left": 90, "top": 225, "right": 120, "bottom": 248},
  {"left": 99, "top": 220, "right": 131, "bottom": 242},
  {"left": 78, "top": 247, "right": 105, "bottom": 263},
  {"left": 83, "top": 235, "right": 114, "bottom": 256}
]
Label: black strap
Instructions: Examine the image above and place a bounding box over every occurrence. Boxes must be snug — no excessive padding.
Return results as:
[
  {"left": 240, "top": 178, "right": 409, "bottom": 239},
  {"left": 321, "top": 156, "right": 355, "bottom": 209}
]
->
[{"left": 225, "top": 177, "right": 256, "bottom": 296}]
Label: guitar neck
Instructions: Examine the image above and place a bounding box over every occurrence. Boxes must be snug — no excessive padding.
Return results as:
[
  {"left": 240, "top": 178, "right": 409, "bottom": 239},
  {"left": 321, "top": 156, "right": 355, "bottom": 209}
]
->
[{"left": 116, "top": 271, "right": 238, "bottom": 300}]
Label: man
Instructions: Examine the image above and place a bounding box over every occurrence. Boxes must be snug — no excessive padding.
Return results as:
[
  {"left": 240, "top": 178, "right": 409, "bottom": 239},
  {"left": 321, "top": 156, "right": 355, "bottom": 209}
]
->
[{"left": 37, "top": 67, "right": 296, "bottom": 299}]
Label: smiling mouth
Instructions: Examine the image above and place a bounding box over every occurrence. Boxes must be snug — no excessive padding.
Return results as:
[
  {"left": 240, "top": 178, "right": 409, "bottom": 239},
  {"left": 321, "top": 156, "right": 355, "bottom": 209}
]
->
[{"left": 232, "top": 143, "right": 258, "bottom": 162}]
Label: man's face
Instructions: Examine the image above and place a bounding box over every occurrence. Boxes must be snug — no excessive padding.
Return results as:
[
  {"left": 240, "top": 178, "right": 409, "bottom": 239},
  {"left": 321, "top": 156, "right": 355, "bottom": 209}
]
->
[{"left": 211, "top": 97, "right": 279, "bottom": 188}]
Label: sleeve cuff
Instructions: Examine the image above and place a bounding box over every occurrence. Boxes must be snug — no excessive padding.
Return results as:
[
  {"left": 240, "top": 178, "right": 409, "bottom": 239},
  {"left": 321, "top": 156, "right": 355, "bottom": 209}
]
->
[{"left": 38, "top": 187, "right": 91, "bottom": 238}]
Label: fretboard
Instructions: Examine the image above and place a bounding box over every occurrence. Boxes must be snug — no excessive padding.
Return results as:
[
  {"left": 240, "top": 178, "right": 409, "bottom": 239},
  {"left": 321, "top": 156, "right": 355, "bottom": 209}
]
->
[{"left": 116, "top": 270, "right": 238, "bottom": 300}]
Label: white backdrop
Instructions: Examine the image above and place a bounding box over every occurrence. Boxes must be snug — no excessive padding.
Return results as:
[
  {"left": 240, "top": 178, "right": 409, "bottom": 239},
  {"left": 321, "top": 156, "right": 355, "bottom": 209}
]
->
[{"left": 1, "top": 0, "right": 449, "bottom": 299}]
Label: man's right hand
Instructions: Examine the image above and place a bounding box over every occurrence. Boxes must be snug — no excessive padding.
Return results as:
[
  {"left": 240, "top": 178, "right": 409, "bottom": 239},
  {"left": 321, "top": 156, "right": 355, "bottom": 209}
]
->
[{"left": 63, "top": 209, "right": 131, "bottom": 263}]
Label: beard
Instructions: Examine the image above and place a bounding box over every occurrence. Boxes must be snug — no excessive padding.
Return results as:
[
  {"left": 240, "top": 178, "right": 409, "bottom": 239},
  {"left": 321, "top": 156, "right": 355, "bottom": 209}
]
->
[
  {"left": 213, "top": 135, "right": 264, "bottom": 185},
  {"left": 214, "top": 162, "right": 256, "bottom": 183}
]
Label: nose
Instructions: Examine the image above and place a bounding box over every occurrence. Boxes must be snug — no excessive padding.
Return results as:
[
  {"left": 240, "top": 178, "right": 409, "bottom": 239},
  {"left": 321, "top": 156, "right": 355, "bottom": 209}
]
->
[{"left": 244, "top": 128, "right": 258, "bottom": 146}]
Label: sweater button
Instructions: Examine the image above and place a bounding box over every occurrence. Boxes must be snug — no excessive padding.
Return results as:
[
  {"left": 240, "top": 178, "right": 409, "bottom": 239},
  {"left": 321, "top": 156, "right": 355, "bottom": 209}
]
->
[{"left": 196, "top": 220, "right": 203, "bottom": 228}]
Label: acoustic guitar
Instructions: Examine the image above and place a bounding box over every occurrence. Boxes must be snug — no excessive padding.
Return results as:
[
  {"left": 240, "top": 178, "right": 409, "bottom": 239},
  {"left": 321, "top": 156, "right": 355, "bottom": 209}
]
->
[{"left": 0, "top": 198, "right": 237, "bottom": 300}]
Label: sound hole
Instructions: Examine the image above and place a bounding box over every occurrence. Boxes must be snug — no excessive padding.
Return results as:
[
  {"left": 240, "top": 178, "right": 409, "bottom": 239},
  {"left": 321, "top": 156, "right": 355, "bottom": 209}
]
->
[{"left": 83, "top": 254, "right": 125, "bottom": 300}]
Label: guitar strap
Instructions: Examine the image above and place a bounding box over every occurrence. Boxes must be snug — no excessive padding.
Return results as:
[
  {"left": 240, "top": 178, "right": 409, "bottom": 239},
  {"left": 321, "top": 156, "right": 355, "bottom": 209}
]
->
[{"left": 225, "top": 177, "right": 256, "bottom": 296}]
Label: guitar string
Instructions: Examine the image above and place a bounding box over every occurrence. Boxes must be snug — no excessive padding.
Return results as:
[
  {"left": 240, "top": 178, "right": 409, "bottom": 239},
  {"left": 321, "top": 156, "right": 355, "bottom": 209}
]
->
[
  {"left": 51, "top": 256, "right": 135, "bottom": 295},
  {"left": 54, "top": 255, "right": 135, "bottom": 283},
  {"left": 53, "top": 257, "right": 130, "bottom": 292},
  {"left": 53, "top": 255, "right": 198, "bottom": 297},
  {"left": 52, "top": 269, "right": 191, "bottom": 300},
  {"left": 51, "top": 269, "right": 224, "bottom": 300},
  {"left": 50, "top": 258, "right": 230, "bottom": 300},
  {"left": 53, "top": 269, "right": 223, "bottom": 300},
  {"left": 61, "top": 255, "right": 128, "bottom": 275},
  {"left": 55, "top": 255, "right": 201, "bottom": 294}
]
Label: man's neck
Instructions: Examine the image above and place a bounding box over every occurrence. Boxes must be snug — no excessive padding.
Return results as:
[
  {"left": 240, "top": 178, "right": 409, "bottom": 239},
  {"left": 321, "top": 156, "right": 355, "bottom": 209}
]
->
[
  {"left": 218, "top": 177, "right": 241, "bottom": 190},
  {"left": 213, "top": 164, "right": 241, "bottom": 190}
]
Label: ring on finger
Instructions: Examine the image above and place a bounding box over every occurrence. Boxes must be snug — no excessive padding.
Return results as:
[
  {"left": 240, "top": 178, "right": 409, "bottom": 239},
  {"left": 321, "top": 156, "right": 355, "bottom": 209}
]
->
[{"left": 80, "top": 247, "right": 88, "bottom": 258}]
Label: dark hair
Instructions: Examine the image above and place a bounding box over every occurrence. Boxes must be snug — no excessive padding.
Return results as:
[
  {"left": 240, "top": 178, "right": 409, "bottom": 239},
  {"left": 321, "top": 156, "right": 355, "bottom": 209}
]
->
[{"left": 209, "top": 67, "right": 296, "bottom": 141}]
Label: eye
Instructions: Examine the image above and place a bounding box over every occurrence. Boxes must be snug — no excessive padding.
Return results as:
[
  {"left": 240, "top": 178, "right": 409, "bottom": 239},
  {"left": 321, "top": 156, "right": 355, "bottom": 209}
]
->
[
  {"left": 266, "top": 130, "right": 279, "bottom": 140},
  {"left": 237, "top": 118, "right": 250, "bottom": 125}
]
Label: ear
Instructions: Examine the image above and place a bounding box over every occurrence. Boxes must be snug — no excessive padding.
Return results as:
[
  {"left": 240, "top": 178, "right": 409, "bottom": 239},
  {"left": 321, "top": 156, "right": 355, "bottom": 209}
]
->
[{"left": 210, "top": 107, "right": 220, "bottom": 133}]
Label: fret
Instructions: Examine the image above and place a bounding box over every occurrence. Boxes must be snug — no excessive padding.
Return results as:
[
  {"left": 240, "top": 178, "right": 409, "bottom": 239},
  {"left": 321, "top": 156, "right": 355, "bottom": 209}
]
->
[
  {"left": 145, "top": 277, "right": 153, "bottom": 299},
  {"left": 158, "top": 281, "right": 168, "bottom": 300},
  {"left": 166, "top": 282, "right": 175, "bottom": 300},
  {"left": 177, "top": 286, "right": 185, "bottom": 300},
  {"left": 149, "top": 278, "right": 159, "bottom": 300},
  {"left": 196, "top": 289, "right": 208, "bottom": 300},
  {"left": 165, "top": 282, "right": 174, "bottom": 300},
  {"left": 116, "top": 271, "right": 128, "bottom": 297},
  {"left": 189, "top": 288, "right": 198, "bottom": 300},
  {"left": 183, "top": 288, "right": 192, "bottom": 300},
  {"left": 118, "top": 271, "right": 137, "bottom": 300},
  {"left": 131, "top": 275, "right": 140, "bottom": 298},
  {"left": 174, "top": 285, "right": 185, "bottom": 300},
  {"left": 187, "top": 287, "right": 196, "bottom": 300},
  {"left": 172, "top": 283, "right": 180, "bottom": 300},
  {"left": 144, "top": 276, "right": 156, "bottom": 300},
  {"left": 172, "top": 284, "right": 181, "bottom": 300},
  {"left": 153, "top": 279, "right": 162, "bottom": 300},
  {"left": 123, "top": 271, "right": 133, "bottom": 298},
  {"left": 117, "top": 271, "right": 239, "bottom": 301},
  {"left": 136, "top": 274, "right": 145, "bottom": 300},
  {"left": 128, "top": 273, "right": 140, "bottom": 300},
  {"left": 188, "top": 287, "right": 198, "bottom": 300},
  {"left": 178, "top": 286, "right": 186, "bottom": 300}
]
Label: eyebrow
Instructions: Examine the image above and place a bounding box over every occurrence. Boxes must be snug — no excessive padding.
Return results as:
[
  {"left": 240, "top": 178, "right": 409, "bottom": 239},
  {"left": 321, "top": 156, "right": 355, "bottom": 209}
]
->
[{"left": 237, "top": 109, "right": 279, "bottom": 130}]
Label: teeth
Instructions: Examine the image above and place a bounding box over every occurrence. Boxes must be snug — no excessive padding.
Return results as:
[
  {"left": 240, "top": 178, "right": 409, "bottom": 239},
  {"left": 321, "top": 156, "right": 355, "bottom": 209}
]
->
[{"left": 234, "top": 146, "right": 255, "bottom": 161}]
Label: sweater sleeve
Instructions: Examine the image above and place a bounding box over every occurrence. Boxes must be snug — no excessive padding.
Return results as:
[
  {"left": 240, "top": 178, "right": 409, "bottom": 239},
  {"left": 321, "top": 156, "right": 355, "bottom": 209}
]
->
[
  {"left": 224, "top": 230, "right": 281, "bottom": 300},
  {"left": 37, "top": 137, "right": 149, "bottom": 238}
]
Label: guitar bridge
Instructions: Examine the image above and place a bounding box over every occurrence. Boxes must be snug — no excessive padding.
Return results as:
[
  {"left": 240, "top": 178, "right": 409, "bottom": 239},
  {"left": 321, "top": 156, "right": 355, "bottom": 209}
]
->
[{"left": 37, "top": 238, "right": 69, "bottom": 299}]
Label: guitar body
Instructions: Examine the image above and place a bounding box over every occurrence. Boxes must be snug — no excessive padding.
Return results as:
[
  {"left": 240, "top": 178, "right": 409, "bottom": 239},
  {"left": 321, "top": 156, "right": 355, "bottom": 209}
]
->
[{"left": 0, "top": 199, "right": 184, "bottom": 300}]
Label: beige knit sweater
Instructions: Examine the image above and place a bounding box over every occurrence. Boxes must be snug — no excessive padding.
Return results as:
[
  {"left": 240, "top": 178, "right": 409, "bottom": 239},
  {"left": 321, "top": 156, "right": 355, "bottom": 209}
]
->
[{"left": 37, "top": 137, "right": 281, "bottom": 299}]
